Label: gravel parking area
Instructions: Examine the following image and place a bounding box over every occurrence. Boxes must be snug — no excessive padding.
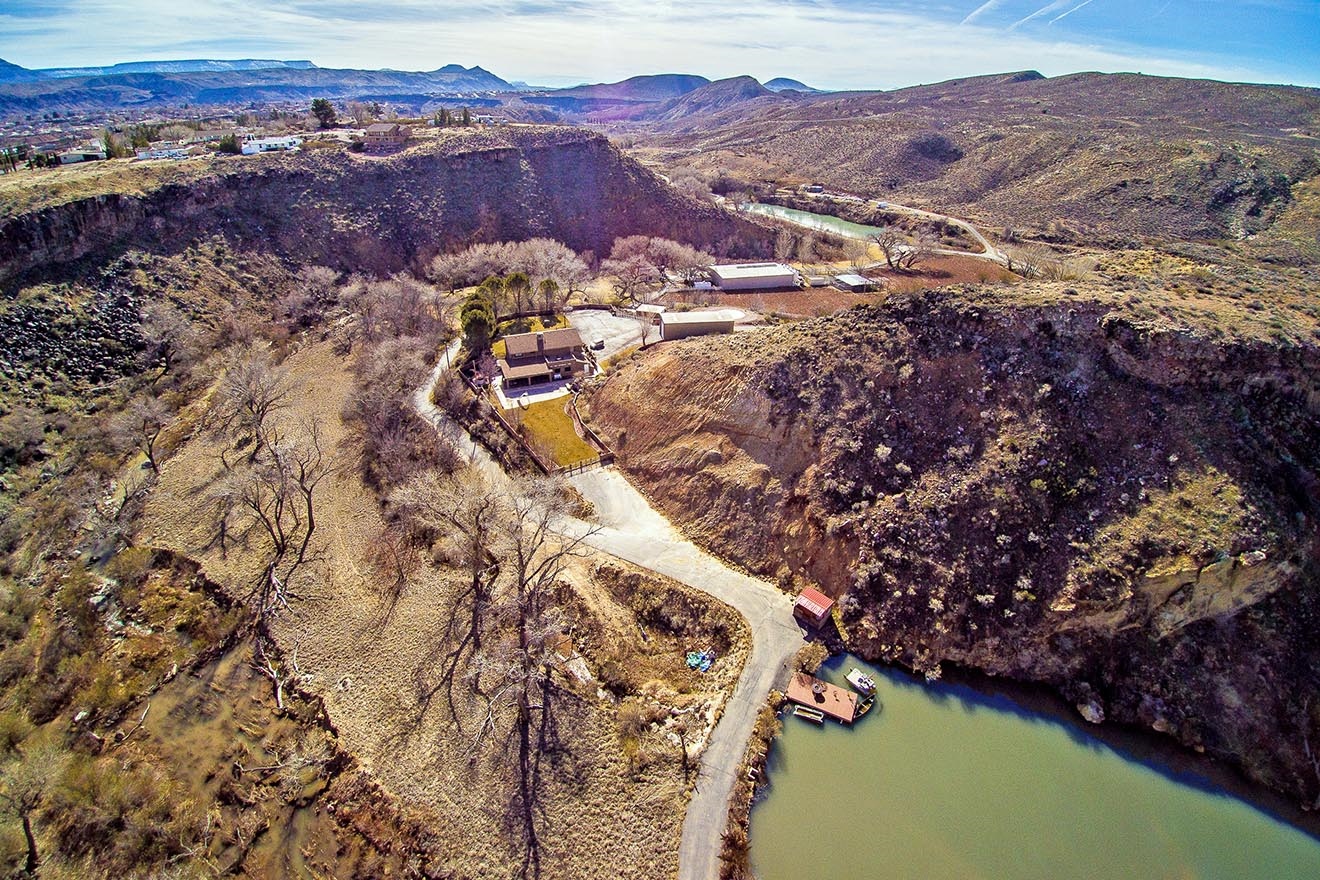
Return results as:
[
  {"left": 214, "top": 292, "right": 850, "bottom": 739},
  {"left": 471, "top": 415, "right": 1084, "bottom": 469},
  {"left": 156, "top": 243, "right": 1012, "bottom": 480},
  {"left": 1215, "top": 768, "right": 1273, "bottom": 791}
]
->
[{"left": 567, "top": 309, "right": 654, "bottom": 361}]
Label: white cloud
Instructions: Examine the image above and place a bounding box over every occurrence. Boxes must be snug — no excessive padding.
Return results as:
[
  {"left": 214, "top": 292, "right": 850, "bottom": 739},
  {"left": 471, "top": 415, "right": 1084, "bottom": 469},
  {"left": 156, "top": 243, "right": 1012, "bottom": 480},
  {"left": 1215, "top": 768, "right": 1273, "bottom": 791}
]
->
[{"left": 0, "top": 0, "right": 1306, "bottom": 89}]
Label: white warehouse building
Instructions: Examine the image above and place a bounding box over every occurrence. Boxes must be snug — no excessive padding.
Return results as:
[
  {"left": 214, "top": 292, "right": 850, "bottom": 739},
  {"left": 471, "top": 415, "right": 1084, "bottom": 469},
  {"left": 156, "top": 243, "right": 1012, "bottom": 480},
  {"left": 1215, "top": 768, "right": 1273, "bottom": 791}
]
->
[{"left": 708, "top": 262, "right": 799, "bottom": 291}]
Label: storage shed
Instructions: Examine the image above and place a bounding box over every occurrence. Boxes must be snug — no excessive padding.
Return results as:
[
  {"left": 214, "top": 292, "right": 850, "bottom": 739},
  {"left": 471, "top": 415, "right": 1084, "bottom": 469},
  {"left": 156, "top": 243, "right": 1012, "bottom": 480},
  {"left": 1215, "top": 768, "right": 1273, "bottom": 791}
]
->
[
  {"left": 709, "top": 262, "right": 799, "bottom": 291},
  {"left": 793, "top": 587, "right": 834, "bottom": 628},
  {"left": 833, "top": 273, "right": 878, "bottom": 292},
  {"left": 659, "top": 311, "right": 737, "bottom": 341}
]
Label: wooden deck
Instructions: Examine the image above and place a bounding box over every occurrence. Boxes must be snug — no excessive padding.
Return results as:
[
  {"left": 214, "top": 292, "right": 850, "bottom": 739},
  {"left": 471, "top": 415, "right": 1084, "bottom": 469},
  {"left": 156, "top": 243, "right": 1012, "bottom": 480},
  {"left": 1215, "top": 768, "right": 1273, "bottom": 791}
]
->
[{"left": 786, "top": 672, "right": 858, "bottom": 724}]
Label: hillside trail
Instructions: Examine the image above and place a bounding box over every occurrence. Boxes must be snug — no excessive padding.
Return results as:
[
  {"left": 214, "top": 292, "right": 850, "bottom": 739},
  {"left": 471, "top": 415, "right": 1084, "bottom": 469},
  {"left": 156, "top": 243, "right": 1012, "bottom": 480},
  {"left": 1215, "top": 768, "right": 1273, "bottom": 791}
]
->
[{"left": 414, "top": 338, "right": 805, "bottom": 880}]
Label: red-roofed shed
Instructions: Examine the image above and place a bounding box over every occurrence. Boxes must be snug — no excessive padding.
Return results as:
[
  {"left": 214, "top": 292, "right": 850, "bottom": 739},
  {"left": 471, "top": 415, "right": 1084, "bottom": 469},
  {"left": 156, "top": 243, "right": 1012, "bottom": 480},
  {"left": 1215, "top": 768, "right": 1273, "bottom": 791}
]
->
[{"left": 793, "top": 587, "right": 834, "bottom": 628}]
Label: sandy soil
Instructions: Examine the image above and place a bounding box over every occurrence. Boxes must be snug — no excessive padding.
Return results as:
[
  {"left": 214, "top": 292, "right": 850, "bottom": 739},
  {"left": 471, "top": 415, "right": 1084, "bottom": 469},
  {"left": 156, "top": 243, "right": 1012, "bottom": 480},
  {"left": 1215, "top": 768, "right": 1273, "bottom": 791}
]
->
[
  {"left": 140, "top": 338, "right": 747, "bottom": 879},
  {"left": 661, "top": 255, "right": 1018, "bottom": 318}
]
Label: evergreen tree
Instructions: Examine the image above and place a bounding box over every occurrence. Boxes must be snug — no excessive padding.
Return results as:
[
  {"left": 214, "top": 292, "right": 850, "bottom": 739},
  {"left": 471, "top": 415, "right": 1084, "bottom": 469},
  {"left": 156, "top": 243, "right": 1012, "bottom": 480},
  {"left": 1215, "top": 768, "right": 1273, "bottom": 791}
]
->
[{"left": 311, "top": 98, "right": 337, "bottom": 129}]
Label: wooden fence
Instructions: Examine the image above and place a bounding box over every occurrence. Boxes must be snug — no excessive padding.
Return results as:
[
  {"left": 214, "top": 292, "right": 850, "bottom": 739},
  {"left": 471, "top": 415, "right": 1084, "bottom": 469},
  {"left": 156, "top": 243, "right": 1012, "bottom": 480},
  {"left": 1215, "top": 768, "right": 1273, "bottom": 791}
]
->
[{"left": 459, "top": 372, "right": 615, "bottom": 477}]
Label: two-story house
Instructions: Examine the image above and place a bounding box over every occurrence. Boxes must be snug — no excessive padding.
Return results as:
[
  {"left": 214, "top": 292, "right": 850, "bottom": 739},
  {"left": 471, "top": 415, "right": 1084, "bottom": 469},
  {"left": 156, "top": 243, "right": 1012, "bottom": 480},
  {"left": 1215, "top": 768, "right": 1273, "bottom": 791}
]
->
[{"left": 497, "top": 328, "right": 589, "bottom": 389}]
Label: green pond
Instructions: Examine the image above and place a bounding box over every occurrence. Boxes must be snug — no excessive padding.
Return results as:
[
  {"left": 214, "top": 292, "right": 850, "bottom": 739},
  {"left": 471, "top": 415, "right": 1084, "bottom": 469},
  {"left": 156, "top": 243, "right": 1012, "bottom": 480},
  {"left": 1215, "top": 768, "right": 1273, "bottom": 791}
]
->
[
  {"left": 750, "top": 658, "right": 1320, "bottom": 880},
  {"left": 743, "top": 202, "right": 884, "bottom": 240}
]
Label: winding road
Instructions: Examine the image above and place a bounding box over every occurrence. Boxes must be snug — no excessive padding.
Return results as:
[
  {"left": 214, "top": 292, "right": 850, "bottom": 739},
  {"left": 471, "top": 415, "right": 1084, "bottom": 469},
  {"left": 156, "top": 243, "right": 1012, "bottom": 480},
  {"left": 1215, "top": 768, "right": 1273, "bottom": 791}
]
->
[{"left": 414, "top": 340, "right": 804, "bottom": 880}]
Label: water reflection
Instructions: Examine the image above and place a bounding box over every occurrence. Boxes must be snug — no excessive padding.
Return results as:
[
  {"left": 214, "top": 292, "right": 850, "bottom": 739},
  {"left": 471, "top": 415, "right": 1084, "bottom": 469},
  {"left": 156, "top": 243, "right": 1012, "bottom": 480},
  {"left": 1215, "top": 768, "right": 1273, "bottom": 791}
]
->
[{"left": 751, "top": 656, "right": 1320, "bottom": 880}]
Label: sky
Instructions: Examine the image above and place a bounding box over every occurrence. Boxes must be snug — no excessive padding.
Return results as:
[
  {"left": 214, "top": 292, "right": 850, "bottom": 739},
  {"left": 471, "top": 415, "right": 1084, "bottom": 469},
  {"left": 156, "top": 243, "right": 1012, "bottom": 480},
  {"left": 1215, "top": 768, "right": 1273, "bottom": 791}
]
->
[{"left": 1, "top": 0, "right": 1318, "bottom": 91}]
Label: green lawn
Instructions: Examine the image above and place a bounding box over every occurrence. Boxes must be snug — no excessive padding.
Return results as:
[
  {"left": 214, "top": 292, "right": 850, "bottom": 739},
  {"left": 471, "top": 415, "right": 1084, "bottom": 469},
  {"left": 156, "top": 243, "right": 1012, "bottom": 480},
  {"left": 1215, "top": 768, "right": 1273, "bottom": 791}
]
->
[{"left": 512, "top": 398, "right": 599, "bottom": 467}]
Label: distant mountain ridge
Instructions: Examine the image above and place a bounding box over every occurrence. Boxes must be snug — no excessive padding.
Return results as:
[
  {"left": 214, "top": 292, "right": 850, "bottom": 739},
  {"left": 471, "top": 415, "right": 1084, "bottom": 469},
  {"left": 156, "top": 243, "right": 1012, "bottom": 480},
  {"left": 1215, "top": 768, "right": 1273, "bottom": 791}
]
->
[
  {"left": 547, "top": 74, "right": 711, "bottom": 102},
  {"left": 37, "top": 58, "right": 318, "bottom": 78},
  {"left": 0, "top": 62, "right": 515, "bottom": 114},
  {"left": 0, "top": 59, "right": 40, "bottom": 83},
  {"left": 764, "top": 77, "right": 820, "bottom": 92}
]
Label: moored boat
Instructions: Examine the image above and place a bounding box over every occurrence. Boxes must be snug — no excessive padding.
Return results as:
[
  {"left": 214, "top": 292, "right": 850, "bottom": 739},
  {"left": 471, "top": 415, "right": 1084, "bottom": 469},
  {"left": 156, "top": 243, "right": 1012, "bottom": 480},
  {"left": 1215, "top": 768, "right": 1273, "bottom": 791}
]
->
[
  {"left": 793, "top": 705, "right": 826, "bottom": 724},
  {"left": 846, "top": 667, "right": 877, "bottom": 695}
]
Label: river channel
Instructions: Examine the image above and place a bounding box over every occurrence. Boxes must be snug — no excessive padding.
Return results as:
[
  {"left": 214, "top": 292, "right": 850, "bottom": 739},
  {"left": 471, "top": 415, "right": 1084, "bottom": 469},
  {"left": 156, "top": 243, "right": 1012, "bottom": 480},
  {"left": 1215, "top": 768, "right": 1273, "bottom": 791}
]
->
[
  {"left": 743, "top": 201, "right": 886, "bottom": 240},
  {"left": 749, "top": 657, "right": 1320, "bottom": 880}
]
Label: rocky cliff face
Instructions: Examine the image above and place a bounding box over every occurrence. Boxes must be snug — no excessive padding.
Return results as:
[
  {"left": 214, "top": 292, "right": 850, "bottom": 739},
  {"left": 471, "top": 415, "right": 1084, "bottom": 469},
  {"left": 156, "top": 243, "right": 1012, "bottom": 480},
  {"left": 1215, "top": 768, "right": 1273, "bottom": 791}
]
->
[
  {"left": 0, "top": 128, "right": 771, "bottom": 284},
  {"left": 588, "top": 289, "right": 1320, "bottom": 807}
]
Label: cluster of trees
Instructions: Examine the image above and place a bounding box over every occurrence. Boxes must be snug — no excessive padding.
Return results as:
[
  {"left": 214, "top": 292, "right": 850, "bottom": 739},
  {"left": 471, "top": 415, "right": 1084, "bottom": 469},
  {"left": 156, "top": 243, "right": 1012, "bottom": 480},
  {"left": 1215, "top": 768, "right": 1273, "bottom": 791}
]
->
[
  {"left": 433, "top": 107, "right": 473, "bottom": 127},
  {"left": 338, "top": 273, "right": 457, "bottom": 492},
  {"left": 600, "top": 235, "right": 713, "bottom": 305},
  {"left": 429, "top": 238, "right": 591, "bottom": 300},
  {"left": 391, "top": 471, "right": 595, "bottom": 876}
]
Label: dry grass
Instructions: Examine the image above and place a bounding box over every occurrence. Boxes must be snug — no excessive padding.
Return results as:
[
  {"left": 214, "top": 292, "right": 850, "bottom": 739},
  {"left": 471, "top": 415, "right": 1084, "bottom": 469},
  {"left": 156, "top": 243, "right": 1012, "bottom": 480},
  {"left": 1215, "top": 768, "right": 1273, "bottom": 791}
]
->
[
  {"left": 0, "top": 156, "right": 226, "bottom": 219},
  {"left": 138, "top": 338, "right": 748, "bottom": 879}
]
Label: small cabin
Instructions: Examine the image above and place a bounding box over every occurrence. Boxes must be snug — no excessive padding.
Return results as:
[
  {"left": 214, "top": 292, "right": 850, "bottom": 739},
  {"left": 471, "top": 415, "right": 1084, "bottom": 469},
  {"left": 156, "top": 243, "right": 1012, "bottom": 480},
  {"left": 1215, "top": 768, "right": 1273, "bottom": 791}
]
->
[
  {"left": 833, "top": 273, "right": 878, "bottom": 293},
  {"left": 793, "top": 587, "right": 834, "bottom": 628}
]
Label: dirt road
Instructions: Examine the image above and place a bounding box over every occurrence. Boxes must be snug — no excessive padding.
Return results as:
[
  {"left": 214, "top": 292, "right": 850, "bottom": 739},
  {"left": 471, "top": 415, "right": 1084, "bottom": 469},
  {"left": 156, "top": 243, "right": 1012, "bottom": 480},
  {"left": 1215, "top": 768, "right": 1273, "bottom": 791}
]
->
[{"left": 414, "top": 346, "right": 805, "bottom": 880}]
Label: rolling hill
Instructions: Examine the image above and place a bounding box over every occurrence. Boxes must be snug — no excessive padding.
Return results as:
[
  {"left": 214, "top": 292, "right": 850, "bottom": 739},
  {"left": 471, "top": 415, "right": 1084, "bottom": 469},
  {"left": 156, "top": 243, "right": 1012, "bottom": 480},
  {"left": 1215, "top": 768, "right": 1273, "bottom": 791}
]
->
[{"left": 631, "top": 70, "right": 1320, "bottom": 246}]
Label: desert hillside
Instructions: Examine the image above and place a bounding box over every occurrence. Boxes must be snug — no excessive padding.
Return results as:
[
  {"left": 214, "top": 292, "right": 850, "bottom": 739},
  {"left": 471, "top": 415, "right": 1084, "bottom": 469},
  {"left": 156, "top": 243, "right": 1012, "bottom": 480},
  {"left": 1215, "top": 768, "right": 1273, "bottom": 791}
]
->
[
  {"left": 628, "top": 71, "right": 1320, "bottom": 249},
  {"left": 587, "top": 283, "right": 1320, "bottom": 806}
]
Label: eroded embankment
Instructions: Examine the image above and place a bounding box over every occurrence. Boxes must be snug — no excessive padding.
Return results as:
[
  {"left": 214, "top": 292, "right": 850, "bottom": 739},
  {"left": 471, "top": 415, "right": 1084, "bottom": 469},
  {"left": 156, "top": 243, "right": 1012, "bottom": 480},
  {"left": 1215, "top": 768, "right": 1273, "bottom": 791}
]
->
[
  {"left": 0, "top": 127, "right": 771, "bottom": 283},
  {"left": 587, "top": 289, "right": 1320, "bottom": 809}
]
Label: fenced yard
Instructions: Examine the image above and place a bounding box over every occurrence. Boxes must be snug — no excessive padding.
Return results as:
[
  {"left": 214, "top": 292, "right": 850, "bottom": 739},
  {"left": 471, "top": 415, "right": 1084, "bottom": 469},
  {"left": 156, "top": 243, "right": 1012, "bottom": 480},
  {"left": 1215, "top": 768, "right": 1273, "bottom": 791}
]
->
[{"left": 503, "top": 397, "right": 600, "bottom": 468}]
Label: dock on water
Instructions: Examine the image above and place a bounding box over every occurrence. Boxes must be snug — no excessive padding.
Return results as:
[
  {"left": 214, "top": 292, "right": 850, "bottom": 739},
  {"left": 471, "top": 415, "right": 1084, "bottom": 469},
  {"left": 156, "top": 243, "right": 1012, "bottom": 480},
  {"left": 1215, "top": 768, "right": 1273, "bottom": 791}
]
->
[{"left": 786, "top": 672, "right": 858, "bottom": 724}]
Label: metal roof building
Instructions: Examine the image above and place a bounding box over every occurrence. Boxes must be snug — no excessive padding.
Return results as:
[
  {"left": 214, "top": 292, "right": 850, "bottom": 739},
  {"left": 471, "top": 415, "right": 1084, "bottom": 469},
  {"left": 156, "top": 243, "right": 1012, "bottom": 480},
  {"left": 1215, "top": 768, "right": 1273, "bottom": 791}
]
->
[
  {"left": 659, "top": 310, "right": 738, "bottom": 341},
  {"left": 709, "top": 262, "right": 799, "bottom": 291}
]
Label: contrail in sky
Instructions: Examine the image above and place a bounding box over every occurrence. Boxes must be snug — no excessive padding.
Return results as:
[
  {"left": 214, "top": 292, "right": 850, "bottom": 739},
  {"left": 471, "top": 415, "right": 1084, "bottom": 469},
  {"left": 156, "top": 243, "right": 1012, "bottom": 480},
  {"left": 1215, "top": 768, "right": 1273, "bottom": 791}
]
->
[
  {"left": 1050, "top": 0, "right": 1096, "bottom": 23},
  {"left": 960, "top": 0, "right": 1010, "bottom": 25},
  {"left": 1009, "top": 0, "right": 1080, "bottom": 30}
]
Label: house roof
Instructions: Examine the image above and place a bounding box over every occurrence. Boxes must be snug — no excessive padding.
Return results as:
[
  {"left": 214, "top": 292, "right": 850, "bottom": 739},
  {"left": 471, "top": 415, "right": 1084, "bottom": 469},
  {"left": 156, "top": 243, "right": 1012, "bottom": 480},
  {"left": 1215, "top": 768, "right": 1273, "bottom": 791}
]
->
[
  {"left": 503, "top": 328, "right": 583, "bottom": 359},
  {"left": 709, "top": 262, "right": 796, "bottom": 281},
  {"left": 834, "top": 273, "right": 873, "bottom": 287},
  {"left": 497, "top": 359, "right": 551, "bottom": 382},
  {"left": 794, "top": 587, "right": 834, "bottom": 618},
  {"left": 365, "top": 122, "right": 404, "bottom": 134},
  {"left": 659, "top": 310, "right": 739, "bottom": 326}
]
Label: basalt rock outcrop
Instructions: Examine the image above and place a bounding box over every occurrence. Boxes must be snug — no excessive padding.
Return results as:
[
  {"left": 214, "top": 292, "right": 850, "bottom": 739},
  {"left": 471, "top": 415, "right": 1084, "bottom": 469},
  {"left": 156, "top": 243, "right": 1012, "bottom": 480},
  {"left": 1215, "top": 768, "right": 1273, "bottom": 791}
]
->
[{"left": 588, "top": 288, "right": 1320, "bottom": 808}]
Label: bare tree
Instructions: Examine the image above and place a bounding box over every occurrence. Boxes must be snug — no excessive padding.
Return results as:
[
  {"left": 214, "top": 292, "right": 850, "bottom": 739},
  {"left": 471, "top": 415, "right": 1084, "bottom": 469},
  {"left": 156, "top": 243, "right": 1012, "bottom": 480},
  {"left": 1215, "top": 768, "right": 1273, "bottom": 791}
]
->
[
  {"left": 391, "top": 469, "right": 507, "bottom": 721},
  {"left": 474, "top": 484, "right": 597, "bottom": 878},
  {"left": 139, "top": 302, "right": 197, "bottom": 381},
  {"left": 844, "top": 237, "right": 870, "bottom": 270},
  {"left": 871, "top": 227, "right": 905, "bottom": 270},
  {"left": 602, "top": 253, "right": 660, "bottom": 306},
  {"left": 0, "top": 741, "right": 66, "bottom": 877},
  {"left": 111, "top": 395, "right": 176, "bottom": 471},
  {"left": 212, "top": 418, "right": 330, "bottom": 625},
  {"left": 210, "top": 345, "right": 290, "bottom": 463},
  {"left": 902, "top": 231, "right": 936, "bottom": 270}
]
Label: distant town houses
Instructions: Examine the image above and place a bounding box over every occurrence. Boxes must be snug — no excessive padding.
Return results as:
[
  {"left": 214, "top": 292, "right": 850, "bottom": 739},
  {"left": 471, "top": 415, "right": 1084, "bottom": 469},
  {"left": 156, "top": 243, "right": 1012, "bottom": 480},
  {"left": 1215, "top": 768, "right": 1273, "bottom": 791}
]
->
[{"left": 240, "top": 135, "right": 303, "bottom": 155}]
